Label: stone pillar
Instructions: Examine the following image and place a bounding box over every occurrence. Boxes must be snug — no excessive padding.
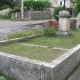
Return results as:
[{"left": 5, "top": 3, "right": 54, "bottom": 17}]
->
[
  {"left": 56, "top": 10, "right": 71, "bottom": 36},
  {"left": 21, "top": 0, "right": 24, "bottom": 20}
]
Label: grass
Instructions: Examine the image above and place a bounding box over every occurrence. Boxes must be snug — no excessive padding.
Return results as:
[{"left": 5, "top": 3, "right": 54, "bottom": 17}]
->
[
  {"left": 0, "top": 30, "right": 79, "bottom": 62},
  {"left": 22, "top": 30, "right": 80, "bottom": 49},
  {"left": 0, "top": 43, "right": 66, "bottom": 62},
  {"left": 0, "top": 18, "right": 14, "bottom": 21},
  {"left": 0, "top": 72, "right": 16, "bottom": 80}
]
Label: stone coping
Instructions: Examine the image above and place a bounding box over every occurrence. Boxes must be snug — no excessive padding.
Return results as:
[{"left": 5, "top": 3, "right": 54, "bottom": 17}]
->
[
  {"left": 0, "top": 34, "right": 43, "bottom": 45},
  {"left": 0, "top": 35, "right": 80, "bottom": 80}
]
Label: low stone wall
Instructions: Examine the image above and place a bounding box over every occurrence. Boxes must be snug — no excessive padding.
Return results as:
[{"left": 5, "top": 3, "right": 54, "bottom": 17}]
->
[
  {"left": 11, "top": 10, "right": 52, "bottom": 20},
  {"left": 0, "top": 38, "right": 80, "bottom": 80},
  {"left": 0, "top": 34, "right": 43, "bottom": 45},
  {"left": 25, "top": 11, "right": 52, "bottom": 20}
]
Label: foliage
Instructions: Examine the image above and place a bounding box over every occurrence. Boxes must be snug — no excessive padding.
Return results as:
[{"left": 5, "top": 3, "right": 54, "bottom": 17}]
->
[
  {"left": 8, "top": 31, "right": 32, "bottom": 39},
  {"left": 44, "top": 26, "right": 58, "bottom": 36},
  {"left": 1, "top": 5, "right": 10, "bottom": 10},
  {"left": 24, "top": 1, "right": 32, "bottom": 10},
  {"left": 32, "top": 29, "right": 42, "bottom": 35},
  {"left": 14, "top": 0, "right": 21, "bottom": 7},
  {"left": 44, "top": 26, "right": 55, "bottom": 36},
  {"left": 13, "top": 6, "right": 20, "bottom": 10},
  {"left": 0, "top": 0, "right": 14, "bottom": 10},
  {"left": 43, "top": 20, "right": 59, "bottom": 36},
  {"left": 24, "top": 0, "right": 51, "bottom": 10},
  {"left": 76, "top": 0, "right": 80, "bottom": 3},
  {"left": 0, "top": 72, "right": 16, "bottom": 80},
  {"left": 8, "top": 29, "right": 42, "bottom": 39},
  {"left": 0, "top": 8, "right": 12, "bottom": 18},
  {"left": 75, "top": 3, "right": 80, "bottom": 16},
  {"left": 53, "top": 6, "right": 63, "bottom": 20}
]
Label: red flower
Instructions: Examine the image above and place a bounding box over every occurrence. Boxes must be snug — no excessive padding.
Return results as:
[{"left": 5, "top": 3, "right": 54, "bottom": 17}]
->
[
  {"left": 73, "top": 19, "right": 77, "bottom": 23},
  {"left": 48, "top": 20, "right": 58, "bottom": 28}
]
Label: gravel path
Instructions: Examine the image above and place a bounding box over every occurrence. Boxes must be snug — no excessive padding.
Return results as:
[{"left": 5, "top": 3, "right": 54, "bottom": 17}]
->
[{"left": 0, "top": 20, "right": 48, "bottom": 36}]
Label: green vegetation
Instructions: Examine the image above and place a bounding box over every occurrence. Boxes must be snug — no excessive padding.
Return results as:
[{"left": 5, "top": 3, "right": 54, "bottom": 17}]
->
[
  {"left": 53, "top": 6, "right": 63, "bottom": 20},
  {"left": 24, "top": 0, "right": 51, "bottom": 10},
  {"left": 8, "top": 29, "right": 42, "bottom": 39},
  {"left": 75, "top": 3, "right": 80, "bottom": 16},
  {"left": 0, "top": 30, "right": 80, "bottom": 62},
  {"left": 13, "top": 6, "right": 20, "bottom": 10},
  {"left": 22, "top": 30, "right": 80, "bottom": 49},
  {"left": 76, "top": 0, "right": 80, "bottom": 3},
  {"left": 1, "top": 5, "right": 10, "bottom": 10},
  {"left": 0, "top": 8, "right": 12, "bottom": 19},
  {"left": 0, "top": 43, "right": 66, "bottom": 62},
  {"left": 8, "top": 31, "right": 32, "bottom": 39},
  {"left": 0, "top": 0, "right": 14, "bottom": 10},
  {"left": 0, "top": 72, "right": 16, "bottom": 80},
  {"left": 44, "top": 26, "right": 58, "bottom": 36},
  {"left": 0, "top": 18, "right": 14, "bottom": 21}
]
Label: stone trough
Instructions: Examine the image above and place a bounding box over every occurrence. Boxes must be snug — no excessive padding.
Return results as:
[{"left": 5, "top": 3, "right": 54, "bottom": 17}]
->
[{"left": 0, "top": 35, "right": 80, "bottom": 80}]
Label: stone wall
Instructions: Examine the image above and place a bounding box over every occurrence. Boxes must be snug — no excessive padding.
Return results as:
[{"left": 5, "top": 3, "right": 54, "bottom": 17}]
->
[
  {"left": 0, "top": 37, "right": 80, "bottom": 80},
  {"left": 11, "top": 10, "right": 52, "bottom": 21},
  {"left": 25, "top": 11, "right": 52, "bottom": 20}
]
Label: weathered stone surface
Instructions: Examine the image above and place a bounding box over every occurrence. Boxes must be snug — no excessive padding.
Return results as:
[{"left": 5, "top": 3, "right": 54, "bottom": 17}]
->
[
  {"left": 77, "top": 12, "right": 80, "bottom": 30},
  {"left": 56, "top": 31, "right": 72, "bottom": 36},
  {"left": 0, "top": 76, "right": 6, "bottom": 80},
  {"left": 58, "top": 10, "right": 71, "bottom": 18},
  {"left": 57, "top": 10, "right": 71, "bottom": 36},
  {"left": 0, "top": 44, "right": 80, "bottom": 80},
  {"left": 11, "top": 11, "right": 52, "bottom": 20}
]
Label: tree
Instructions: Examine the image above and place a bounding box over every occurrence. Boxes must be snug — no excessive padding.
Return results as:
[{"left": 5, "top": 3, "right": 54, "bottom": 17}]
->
[
  {"left": 74, "top": 0, "right": 80, "bottom": 16},
  {"left": 24, "top": 0, "right": 51, "bottom": 10},
  {"left": 53, "top": 6, "right": 63, "bottom": 20},
  {"left": 0, "top": 0, "right": 15, "bottom": 10},
  {"left": 14, "top": 0, "right": 21, "bottom": 7},
  {"left": 76, "top": 0, "right": 80, "bottom": 3},
  {"left": 75, "top": 3, "right": 80, "bottom": 16}
]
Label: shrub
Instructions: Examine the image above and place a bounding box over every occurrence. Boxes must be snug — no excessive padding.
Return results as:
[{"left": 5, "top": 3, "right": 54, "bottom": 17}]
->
[
  {"left": 32, "top": 29, "right": 42, "bottom": 35},
  {"left": 7, "top": 29, "right": 42, "bottom": 39},
  {"left": 24, "top": 0, "right": 51, "bottom": 10},
  {"left": 24, "top": 1, "right": 32, "bottom": 10},
  {"left": 75, "top": 3, "right": 80, "bottom": 16},
  {"left": 44, "top": 26, "right": 58, "bottom": 36},
  {"left": 13, "top": 6, "right": 20, "bottom": 10},
  {"left": 0, "top": 8, "right": 12, "bottom": 18},
  {"left": 44, "top": 26, "right": 55, "bottom": 36},
  {"left": 7, "top": 31, "right": 33, "bottom": 39},
  {"left": 53, "top": 6, "right": 63, "bottom": 20},
  {"left": 1, "top": 5, "right": 10, "bottom": 10}
]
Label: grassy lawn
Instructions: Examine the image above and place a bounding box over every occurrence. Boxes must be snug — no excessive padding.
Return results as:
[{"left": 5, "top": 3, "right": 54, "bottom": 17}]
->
[
  {"left": 0, "top": 43, "right": 66, "bottom": 62},
  {"left": 22, "top": 30, "right": 80, "bottom": 49},
  {"left": 0, "top": 30, "right": 79, "bottom": 62}
]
